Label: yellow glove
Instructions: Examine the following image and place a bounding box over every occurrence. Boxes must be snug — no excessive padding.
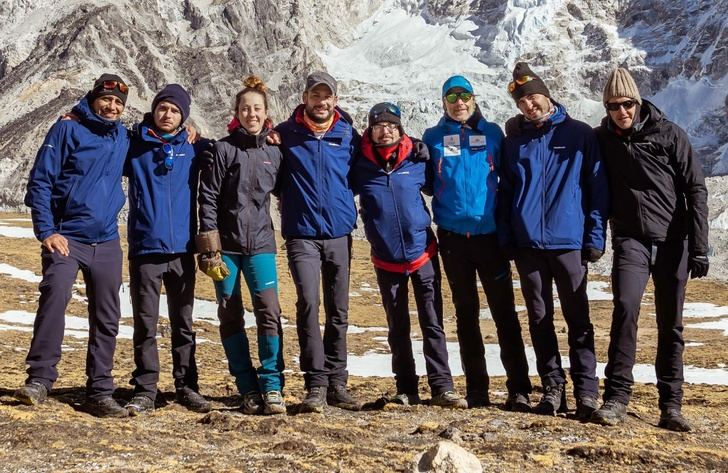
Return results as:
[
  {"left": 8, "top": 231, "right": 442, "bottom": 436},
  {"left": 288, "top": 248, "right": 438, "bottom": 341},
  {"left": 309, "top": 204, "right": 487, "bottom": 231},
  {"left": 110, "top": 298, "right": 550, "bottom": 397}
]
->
[{"left": 197, "top": 251, "right": 230, "bottom": 282}]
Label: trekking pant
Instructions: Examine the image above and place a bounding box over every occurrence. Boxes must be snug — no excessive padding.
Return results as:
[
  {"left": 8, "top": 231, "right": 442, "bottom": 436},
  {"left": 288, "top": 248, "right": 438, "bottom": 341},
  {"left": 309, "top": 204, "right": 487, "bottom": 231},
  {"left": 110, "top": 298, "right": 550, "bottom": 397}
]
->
[
  {"left": 286, "top": 236, "right": 351, "bottom": 389},
  {"left": 514, "top": 248, "right": 598, "bottom": 397},
  {"left": 129, "top": 253, "right": 198, "bottom": 400},
  {"left": 215, "top": 252, "right": 284, "bottom": 395},
  {"left": 25, "top": 238, "right": 122, "bottom": 399},
  {"left": 437, "top": 229, "right": 531, "bottom": 398},
  {"left": 604, "top": 237, "right": 688, "bottom": 410},
  {"left": 375, "top": 258, "right": 454, "bottom": 396}
]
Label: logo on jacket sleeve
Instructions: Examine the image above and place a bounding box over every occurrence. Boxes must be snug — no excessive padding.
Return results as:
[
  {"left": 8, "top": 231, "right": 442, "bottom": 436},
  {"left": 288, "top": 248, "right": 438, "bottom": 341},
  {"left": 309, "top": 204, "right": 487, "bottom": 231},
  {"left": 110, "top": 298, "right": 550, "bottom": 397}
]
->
[{"left": 443, "top": 134, "right": 460, "bottom": 156}]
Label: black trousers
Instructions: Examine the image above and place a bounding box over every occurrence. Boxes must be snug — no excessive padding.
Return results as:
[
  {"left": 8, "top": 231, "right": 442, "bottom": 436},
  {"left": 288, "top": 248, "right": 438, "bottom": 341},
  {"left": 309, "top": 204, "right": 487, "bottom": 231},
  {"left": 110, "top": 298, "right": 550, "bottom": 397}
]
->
[
  {"left": 515, "top": 249, "right": 598, "bottom": 397},
  {"left": 604, "top": 237, "right": 688, "bottom": 410},
  {"left": 286, "top": 236, "right": 351, "bottom": 389},
  {"left": 25, "top": 238, "right": 122, "bottom": 398},
  {"left": 375, "top": 258, "right": 454, "bottom": 395},
  {"left": 129, "top": 253, "right": 198, "bottom": 399},
  {"left": 437, "top": 229, "right": 531, "bottom": 397}
]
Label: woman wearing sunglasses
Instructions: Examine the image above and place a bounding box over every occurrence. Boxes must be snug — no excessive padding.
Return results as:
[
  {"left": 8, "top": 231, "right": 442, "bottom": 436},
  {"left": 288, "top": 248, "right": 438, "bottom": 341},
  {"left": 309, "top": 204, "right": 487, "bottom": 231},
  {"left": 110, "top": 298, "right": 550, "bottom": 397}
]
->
[
  {"left": 351, "top": 102, "right": 466, "bottom": 408},
  {"left": 422, "top": 75, "right": 532, "bottom": 411},
  {"left": 197, "top": 75, "right": 285, "bottom": 415}
]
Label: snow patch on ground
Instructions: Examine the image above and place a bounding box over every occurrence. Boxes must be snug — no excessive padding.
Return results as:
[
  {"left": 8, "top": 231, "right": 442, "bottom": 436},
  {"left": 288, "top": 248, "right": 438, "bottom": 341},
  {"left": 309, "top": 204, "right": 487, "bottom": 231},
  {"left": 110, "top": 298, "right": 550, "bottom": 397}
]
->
[{"left": 0, "top": 225, "right": 36, "bottom": 239}]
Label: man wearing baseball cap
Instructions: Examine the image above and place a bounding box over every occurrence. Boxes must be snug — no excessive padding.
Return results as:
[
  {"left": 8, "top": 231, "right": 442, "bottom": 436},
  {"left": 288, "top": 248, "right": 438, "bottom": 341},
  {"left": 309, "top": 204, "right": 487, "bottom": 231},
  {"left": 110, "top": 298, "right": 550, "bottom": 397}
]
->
[
  {"left": 275, "top": 71, "right": 362, "bottom": 413},
  {"left": 123, "top": 84, "right": 211, "bottom": 415},
  {"left": 17, "top": 73, "right": 132, "bottom": 417},
  {"left": 422, "top": 75, "right": 533, "bottom": 411},
  {"left": 591, "top": 67, "right": 708, "bottom": 431}
]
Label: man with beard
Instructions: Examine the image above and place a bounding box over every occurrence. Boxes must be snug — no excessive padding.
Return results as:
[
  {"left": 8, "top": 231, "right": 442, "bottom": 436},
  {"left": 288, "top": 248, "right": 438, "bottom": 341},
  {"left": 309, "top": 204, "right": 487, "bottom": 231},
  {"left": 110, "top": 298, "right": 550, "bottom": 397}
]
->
[
  {"left": 498, "top": 62, "right": 609, "bottom": 419},
  {"left": 590, "top": 68, "right": 708, "bottom": 432},
  {"left": 275, "top": 72, "right": 362, "bottom": 413},
  {"left": 17, "top": 74, "right": 131, "bottom": 417}
]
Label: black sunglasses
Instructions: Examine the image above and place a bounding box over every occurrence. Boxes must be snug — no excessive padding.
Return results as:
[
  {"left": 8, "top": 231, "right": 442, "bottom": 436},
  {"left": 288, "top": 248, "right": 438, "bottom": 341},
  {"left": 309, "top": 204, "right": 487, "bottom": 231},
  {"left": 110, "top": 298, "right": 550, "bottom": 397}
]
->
[{"left": 606, "top": 100, "right": 638, "bottom": 112}]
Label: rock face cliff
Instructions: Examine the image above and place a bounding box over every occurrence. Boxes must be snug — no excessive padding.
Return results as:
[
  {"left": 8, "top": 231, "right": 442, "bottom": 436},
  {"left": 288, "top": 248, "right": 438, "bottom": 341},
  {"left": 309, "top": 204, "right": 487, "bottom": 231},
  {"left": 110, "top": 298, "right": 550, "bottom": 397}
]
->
[{"left": 0, "top": 0, "right": 726, "bottom": 209}]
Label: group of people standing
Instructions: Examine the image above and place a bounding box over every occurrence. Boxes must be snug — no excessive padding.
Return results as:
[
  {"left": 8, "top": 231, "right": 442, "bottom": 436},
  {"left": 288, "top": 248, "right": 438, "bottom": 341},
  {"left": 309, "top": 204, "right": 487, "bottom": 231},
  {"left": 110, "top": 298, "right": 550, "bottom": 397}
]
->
[{"left": 14, "top": 63, "right": 708, "bottom": 433}]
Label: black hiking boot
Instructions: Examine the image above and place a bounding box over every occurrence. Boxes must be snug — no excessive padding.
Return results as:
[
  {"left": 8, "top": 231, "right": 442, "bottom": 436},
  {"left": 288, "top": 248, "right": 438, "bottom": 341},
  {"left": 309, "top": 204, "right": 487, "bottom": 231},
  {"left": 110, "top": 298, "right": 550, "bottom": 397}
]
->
[
  {"left": 176, "top": 387, "right": 211, "bottom": 413},
  {"left": 125, "top": 394, "right": 155, "bottom": 416},
  {"left": 590, "top": 399, "right": 628, "bottom": 426},
  {"left": 505, "top": 392, "right": 531, "bottom": 413},
  {"left": 240, "top": 391, "right": 264, "bottom": 415},
  {"left": 534, "top": 384, "right": 567, "bottom": 415},
  {"left": 658, "top": 408, "right": 691, "bottom": 432},
  {"left": 14, "top": 382, "right": 48, "bottom": 406},
  {"left": 299, "top": 386, "right": 327, "bottom": 413},
  {"left": 465, "top": 390, "right": 490, "bottom": 408},
  {"left": 327, "top": 385, "right": 362, "bottom": 411},
  {"left": 576, "top": 395, "right": 599, "bottom": 421},
  {"left": 82, "top": 396, "right": 128, "bottom": 418}
]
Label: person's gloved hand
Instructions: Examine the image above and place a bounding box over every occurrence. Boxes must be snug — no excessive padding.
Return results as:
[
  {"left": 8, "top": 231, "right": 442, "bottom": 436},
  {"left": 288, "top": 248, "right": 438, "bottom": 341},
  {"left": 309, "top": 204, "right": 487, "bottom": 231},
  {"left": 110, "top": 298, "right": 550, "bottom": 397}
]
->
[
  {"left": 197, "top": 251, "right": 230, "bottom": 281},
  {"left": 200, "top": 141, "right": 215, "bottom": 171},
  {"left": 582, "top": 247, "right": 604, "bottom": 264},
  {"left": 688, "top": 254, "right": 709, "bottom": 279}
]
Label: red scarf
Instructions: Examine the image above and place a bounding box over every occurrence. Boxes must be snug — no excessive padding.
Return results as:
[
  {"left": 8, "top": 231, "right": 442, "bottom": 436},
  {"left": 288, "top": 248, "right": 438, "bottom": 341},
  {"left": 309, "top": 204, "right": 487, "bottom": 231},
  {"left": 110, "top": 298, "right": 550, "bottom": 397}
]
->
[{"left": 361, "top": 132, "right": 413, "bottom": 172}]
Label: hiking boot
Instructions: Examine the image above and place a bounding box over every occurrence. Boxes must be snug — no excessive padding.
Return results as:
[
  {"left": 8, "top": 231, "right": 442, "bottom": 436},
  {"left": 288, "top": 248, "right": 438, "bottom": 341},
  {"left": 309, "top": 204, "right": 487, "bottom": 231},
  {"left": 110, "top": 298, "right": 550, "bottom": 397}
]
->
[
  {"left": 327, "top": 385, "right": 362, "bottom": 411},
  {"left": 590, "top": 399, "right": 628, "bottom": 426},
  {"left": 176, "top": 387, "right": 211, "bottom": 413},
  {"left": 658, "top": 408, "right": 691, "bottom": 432},
  {"left": 299, "top": 386, "right": 327, "bottom": 413},
  {"left": 82, "top": 396, "right": 128, "bottom": 418},
  {"left": 262, "top": 390, "right": 286, "bottom": 415},
  {"left": 125, "top": 394, "right": 155, "bottom": 416},
  {"left": 575, "top": 395, "right": 599, "bottom": 421},
  {"left": 240, "top": 391, "right": 264, "bottom": 415},
  {"left": 389, "top": 392, "right": 421, "bottom": 406},
  {"left": 431, "top": 391, "right": 468, "bottom": 409},
  {"left": 14, "top": 382, "right": 48, "bottom": 406},
  {"left": 534, "top": 384, "right": 566, "bottom": 416},
  {"left": 505, "top": 392, "right": 531, "bottom": 413},
  {"left": 465, "top": 391, "right": 490, "bottom": 408}
]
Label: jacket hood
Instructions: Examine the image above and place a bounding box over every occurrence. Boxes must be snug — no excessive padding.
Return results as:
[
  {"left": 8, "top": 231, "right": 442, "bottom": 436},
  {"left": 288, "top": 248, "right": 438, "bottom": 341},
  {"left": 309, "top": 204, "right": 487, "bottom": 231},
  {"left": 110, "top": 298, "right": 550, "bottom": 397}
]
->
[
  {"left": 228, "top": 125, "right": 270, "bottom": 149},
  {"left": 289, "top": 104, "right": 354, "bottom": 128},
  {"left": 134, "top": 113, "right": 188, "bottom": 145},
  {"left": 505, "top": 101, "right": 567, "bottom": 137},
  {"left": 438, "top": 103, "right": 489, "bottom": 132},
  {"left": 71, "top": 95, "right": 123, "bottom": 134},
  {"left": 360, "top": 133, "right": 416, "bottom": 171}
]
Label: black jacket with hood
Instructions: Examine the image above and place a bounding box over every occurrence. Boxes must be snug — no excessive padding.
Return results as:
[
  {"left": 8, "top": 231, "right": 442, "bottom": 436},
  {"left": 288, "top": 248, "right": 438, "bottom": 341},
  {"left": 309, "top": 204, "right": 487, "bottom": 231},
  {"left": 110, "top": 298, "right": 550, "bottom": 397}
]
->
[
  {"left": 594, "top": 99, "right": 708, "bottom": 256},
  {"left": 198, "top": 126, "right": 281, "bottom": 255}
]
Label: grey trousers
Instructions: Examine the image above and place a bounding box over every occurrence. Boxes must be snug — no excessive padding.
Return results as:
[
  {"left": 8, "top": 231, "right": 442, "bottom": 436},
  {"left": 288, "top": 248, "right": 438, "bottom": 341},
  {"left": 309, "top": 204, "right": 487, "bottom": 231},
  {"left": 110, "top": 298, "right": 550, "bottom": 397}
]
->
[{"left": 286, "top": 236, "right": 351, "bottom": 389}]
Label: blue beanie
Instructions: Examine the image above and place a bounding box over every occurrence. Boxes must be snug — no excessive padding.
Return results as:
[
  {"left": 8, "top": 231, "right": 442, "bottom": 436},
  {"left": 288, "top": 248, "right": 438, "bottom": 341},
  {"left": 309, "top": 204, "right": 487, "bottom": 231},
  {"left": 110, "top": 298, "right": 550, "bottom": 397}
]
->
[
  {"left": 152, "top": 84, "right": 191, "bottom": 122},
  {"left": 442, "top": 75, "right": 474, "bottom": 96}
]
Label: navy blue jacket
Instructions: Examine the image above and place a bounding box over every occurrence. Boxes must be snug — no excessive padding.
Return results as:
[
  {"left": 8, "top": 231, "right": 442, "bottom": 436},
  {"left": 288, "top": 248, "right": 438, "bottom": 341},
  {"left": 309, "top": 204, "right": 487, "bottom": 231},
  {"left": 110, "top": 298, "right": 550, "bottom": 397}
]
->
[
  {"left": 352, "top": 134, "right": 432, "bottom": 264},
  {"left": 25, "top": 95, "right": 129, "bottom": 244},
  {"left": 198, "top": 127, "right": 281, "bottom": 255},
  {"left": 125, "top": 115, "right": 204, "bottom": 258},
  {"left": 422, "top": 107, "right": 504, "bottom": 236},
  {"left": 275, "top": 105, "right": 359, "bottom": 239},
  {"left": 498, "top": 103, "right": 609, "bottom": 251}
]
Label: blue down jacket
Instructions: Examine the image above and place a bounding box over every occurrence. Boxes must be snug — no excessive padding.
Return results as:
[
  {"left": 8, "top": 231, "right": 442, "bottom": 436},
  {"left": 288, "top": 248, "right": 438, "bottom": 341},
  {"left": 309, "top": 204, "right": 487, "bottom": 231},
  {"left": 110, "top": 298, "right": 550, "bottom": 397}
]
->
[
  {"left": 275, "top": 105, "right": 359, "bottom": 239},
  {"left": 351, "top": 134, "right": 432, "bottom": 264},
  {"left": 25, "top": 95, "right": 129, "bottom": 244},
  {"left": 125, "top": 115, "right": 204, "bottom": 257},
  {"left": 497, "top": 103, "right": 608, "bottom": 251},
  {"left": 422, "top": 107, "right": 504, "bottom": 236}
]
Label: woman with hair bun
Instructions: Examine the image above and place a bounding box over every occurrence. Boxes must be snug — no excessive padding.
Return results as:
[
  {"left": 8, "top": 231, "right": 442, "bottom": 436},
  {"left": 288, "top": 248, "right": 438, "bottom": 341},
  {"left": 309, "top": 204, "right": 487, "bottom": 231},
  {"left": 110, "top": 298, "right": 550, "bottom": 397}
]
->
[{"left": 197, "top": 75, "right": 285, "bottom": 415}]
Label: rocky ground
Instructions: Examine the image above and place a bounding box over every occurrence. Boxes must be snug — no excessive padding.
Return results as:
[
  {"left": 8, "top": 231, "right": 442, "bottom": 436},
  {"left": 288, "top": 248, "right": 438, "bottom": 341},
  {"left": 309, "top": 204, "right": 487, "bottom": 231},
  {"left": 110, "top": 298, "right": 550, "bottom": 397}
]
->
[{"left": 1, "top": 211, "right": 728, "bottom": 472}]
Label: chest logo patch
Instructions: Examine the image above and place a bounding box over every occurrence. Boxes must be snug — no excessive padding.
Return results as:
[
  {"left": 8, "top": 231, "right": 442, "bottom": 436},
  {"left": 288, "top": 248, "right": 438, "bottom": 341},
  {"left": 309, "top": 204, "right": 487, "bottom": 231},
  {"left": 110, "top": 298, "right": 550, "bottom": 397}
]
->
[
  {"left": 469, "top": 135, "right": 486, "bottom": 148},
  {"left": 443, "top": 134, "right": 460, "bottom": 156}
]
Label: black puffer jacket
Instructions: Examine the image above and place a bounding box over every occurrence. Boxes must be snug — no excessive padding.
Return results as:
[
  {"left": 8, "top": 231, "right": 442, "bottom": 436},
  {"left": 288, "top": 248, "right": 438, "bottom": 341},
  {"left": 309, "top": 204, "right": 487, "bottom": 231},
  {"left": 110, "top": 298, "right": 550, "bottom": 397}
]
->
[
  {"left": 198, "top": 127, "right": 281, "bottom": 254},
  {"left": 594, "top": 100, "right": 708, "bottom": 255}
]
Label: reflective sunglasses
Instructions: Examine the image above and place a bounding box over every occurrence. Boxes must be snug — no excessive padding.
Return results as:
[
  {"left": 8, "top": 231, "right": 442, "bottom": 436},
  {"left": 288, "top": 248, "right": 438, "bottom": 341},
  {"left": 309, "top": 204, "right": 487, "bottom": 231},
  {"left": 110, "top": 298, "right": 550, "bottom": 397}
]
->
[
  {"left": 102, "top": 80, "right": 129, "bottom": 94},
  {"left": 372, "top": 122, "right": 399, "bottom": 132},
  {"left": 444, "top": 92, "right": 473, "bottom": 104},
  {"left": 606, "top": 99, "right": 638, "bottom": 112},
  {"left": 507, "top": 75, "right": 535, "bottom": 93},
  {"left": 162, "top": 143, "right": 174, "bottom": 170}
]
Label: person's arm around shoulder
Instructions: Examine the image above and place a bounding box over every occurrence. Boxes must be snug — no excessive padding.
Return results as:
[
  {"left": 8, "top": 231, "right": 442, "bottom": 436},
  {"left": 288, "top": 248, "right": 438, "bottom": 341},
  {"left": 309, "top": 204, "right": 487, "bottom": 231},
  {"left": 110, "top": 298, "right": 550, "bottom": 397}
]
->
[
  {"left": 672, "top": 124, "right": 709, "bottom": 278},
  {"left": 25, "top": 121, "right": 73, "bottom": 256},
  {"left": 495, "top": 137, "right": 518, "bottom": 260},
  {"left": 581, "top": 129, "right": 609, "bottom": 263}
]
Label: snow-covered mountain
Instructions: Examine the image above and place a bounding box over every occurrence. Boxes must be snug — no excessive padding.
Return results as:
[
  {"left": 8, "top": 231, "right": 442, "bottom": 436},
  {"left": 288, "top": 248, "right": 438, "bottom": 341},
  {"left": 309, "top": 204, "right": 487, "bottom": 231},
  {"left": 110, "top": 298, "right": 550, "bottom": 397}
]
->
[{"left": 1, "top": 0, "right": 727, "bottom": 276}]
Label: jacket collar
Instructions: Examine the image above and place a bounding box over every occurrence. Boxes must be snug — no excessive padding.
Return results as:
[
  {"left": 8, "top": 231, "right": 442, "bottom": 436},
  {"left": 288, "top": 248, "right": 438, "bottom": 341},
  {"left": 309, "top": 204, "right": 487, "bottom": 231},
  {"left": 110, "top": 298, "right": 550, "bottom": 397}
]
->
[{"left": 71, "top": 95, "right": 124, "bottom": 135}]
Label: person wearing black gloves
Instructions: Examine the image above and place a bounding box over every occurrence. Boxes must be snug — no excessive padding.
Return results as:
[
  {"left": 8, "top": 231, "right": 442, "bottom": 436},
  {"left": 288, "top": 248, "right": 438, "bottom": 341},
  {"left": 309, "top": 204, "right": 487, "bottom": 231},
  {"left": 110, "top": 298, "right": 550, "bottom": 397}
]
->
[{"left": 591, "top": 68, "right": 709, "bottom": 432}]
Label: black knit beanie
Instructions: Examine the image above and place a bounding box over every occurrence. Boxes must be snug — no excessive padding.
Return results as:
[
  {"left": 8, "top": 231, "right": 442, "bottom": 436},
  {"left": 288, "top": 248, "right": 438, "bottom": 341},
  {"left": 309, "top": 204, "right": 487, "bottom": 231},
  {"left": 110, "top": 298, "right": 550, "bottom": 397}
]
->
[
  {"left": 89, "top": 73, "right": 129, "bottom": 105},
  {"left": 509, "top": 62, "right": 550, "bottom": 102}
]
